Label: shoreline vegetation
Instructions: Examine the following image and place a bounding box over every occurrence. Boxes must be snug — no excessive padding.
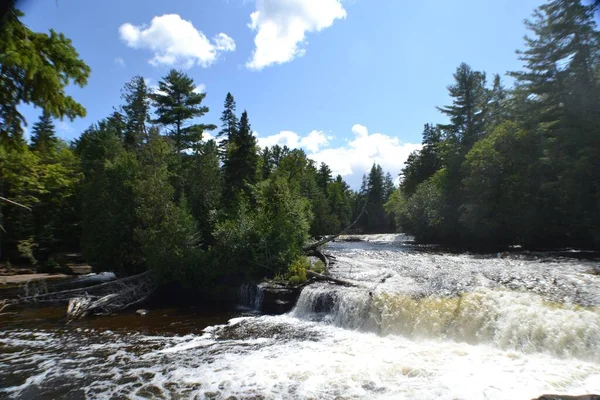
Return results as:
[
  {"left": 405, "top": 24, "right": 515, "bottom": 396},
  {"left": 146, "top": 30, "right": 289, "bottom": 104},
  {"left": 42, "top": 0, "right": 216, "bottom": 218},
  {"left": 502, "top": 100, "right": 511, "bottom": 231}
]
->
[{"left": 1, "top": 0, "right": 599, "bottom": 310}]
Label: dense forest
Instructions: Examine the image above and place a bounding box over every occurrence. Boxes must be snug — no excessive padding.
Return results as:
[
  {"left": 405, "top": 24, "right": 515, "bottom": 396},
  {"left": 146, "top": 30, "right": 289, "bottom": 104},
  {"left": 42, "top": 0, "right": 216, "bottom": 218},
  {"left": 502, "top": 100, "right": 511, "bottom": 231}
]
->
[
  {"left": 386, "top": 0, "right": 600, "bottom": 251},
  {"left": 1, "top": 0, "right": 599, "bottom": 292},
  {"left": 0, "top": 2, "right": 395, "bottom": 288}
]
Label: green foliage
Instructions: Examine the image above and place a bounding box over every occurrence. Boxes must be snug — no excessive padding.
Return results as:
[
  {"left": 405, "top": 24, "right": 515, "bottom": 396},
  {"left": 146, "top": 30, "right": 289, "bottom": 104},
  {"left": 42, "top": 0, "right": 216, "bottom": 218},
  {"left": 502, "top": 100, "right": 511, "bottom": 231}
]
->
[
  {"left": 287, "top": 257, "right": 309, "bottom": 285},
  {"left": 0, "top": 3, "right": 362, "bottom": 291},
  {"left": 151, "top": 69, "right": 216, "bottom": 154},
  {"left": 30, "top": 112, "right": 58, "bottom": 155},
  {"left": 461, "top": 121, "right": 539, "bottom": 247},
  {"left": 0, "top": 138, "right": 82, "bottom": 262},
  {"left": 217, "top": 92, "right": 237, "bottom": 155},
  {"left": 17, "top": 238, "right": 37, "bottom": 266},
  {"left": 222, "top": 110, "right": 259, "bottom": 207},
  {"left": 134, "top": 133, "right": 202, "bottom": 283},
  {"left": 188, "top": 140, "right": 221, "bottom": 245},
  {"left": 393, "top": 0, "right": 600, "bottom": 250},
  {"left": 311, "top": 259, "right": 326, "bottom": 274},
  {"left": 213, "top": 177, "right": 312, "bottom": 280},
  {"left": 0, "top": 5, "right": 90, "bottom": 147},
  {"left": 121, "top": 76, "right": 150, "bottom": 149},
  {"left": 354, "top": 163, "right": 396, "bottom": 234}
]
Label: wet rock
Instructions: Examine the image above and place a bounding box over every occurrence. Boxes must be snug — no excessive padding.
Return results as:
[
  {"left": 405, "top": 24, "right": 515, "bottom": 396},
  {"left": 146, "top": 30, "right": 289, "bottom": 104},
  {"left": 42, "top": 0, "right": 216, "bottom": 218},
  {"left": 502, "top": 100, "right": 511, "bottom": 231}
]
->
[
  {"left": 260, "top": 283, "right": 301, "bottom": 314},
  {"left": 136, "top": 309, "right": 148, "bottom": 316}
]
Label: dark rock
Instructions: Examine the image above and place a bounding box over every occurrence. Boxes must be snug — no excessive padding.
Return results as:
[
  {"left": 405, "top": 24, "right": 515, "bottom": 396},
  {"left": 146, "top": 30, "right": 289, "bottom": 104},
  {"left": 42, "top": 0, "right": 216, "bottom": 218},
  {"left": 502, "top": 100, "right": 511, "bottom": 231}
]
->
[{"left": 260, "top": 284, "right": 301, "bottom": 314}]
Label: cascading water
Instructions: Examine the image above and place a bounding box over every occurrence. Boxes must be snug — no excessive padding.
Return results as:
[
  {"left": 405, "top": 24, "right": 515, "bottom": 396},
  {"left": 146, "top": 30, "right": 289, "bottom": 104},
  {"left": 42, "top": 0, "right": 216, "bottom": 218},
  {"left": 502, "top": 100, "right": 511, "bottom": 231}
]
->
[
  {"left": 237, "top": 283, "right": 265, "bottom": 311},
  {"left": 2, "top": 234, "right": 600, "bottom": 399}
]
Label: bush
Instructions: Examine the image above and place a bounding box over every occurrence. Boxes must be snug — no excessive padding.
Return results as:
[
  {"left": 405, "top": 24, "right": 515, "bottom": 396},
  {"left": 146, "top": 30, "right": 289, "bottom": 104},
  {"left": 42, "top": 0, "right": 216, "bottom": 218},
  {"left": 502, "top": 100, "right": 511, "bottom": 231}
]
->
[
  {"left": 287, "top": 257, "right": 308, "bottom": 283},
  {"left": 311, "top": 259, "right": 326, "bottom": 274},
  {"left": 213, "top": 177, "right": 312, "bottom": 281}
]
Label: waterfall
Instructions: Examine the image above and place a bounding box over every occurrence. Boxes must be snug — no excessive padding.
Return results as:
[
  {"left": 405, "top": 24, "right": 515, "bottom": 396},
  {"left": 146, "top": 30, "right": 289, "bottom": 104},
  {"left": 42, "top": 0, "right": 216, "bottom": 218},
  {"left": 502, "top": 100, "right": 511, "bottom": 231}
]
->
[
  {"left": 293, "top": 284, "right": 600, "bottom": 361},
  {"left": 237, "top": 283, "right": 264, "bottom": 311}
]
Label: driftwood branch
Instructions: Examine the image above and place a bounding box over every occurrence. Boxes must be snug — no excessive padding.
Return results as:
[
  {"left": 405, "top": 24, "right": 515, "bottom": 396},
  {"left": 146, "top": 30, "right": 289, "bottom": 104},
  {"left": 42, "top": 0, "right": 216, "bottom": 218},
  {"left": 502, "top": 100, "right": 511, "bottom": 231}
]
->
[
  {"left": 2, "top": 271, "right": 154, "bottom": 321},
  {"left": 306, "top": 270, "right": 359, "bottom": 287}
]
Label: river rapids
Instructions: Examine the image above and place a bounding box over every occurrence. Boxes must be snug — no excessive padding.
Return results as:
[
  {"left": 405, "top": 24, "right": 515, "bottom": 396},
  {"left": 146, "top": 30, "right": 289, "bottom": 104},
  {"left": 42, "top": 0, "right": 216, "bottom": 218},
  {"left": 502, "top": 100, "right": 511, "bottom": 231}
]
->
[{"left": 1, "top": 235, "right": 600, "bottom": 399}]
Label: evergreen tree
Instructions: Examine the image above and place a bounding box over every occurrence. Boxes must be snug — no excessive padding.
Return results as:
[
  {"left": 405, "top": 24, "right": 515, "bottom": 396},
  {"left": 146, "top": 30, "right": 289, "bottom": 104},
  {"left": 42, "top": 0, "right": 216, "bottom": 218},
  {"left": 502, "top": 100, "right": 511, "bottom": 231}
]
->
[
  {"left": 217, "top": 92, "right": 238, "bottom": 156},
  {"left": 316, "top": 162, "right": 332, "bottom": 192},
  {"left": 121, "top": 76, "right": 150, "bottom": 149},
  {"left": 509, "top": 0, "right": 600, "bottom": 247},
  {"left": 383, "top": 172, "right": 395, "bottom": 202},
  {"left": 222, "top": 110, "right": 258, "bottom": 204},
  {"left": 400, "top": 124, "right": 442, "bottom": 196},
  {"left": 30, "top": 112, "right": 57, "bottom": 154},
  {"left": 0, "top": 3, "right": 90, "bottom": 147},
  {"left": 260, "top": 146, "right": 272, "bottom": 180},
  {"left": 487, "top": 74, "right": 509, "bottom": 129},
  {"left": 189, "top": 139, "right": 222, "bottom": 245},
  {"left": 151, "top": 69, "right": 216, "bottom": 154},
  {"left": 437, "top": 63, "right": 488, "bottom": 148}
]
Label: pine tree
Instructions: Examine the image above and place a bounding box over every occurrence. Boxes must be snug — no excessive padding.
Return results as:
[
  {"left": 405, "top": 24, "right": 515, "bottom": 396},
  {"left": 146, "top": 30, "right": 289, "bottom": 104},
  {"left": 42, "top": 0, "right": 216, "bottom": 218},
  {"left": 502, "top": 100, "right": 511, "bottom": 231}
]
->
[
  {"left": 487, "top": 74, "right": 508, "bottom": 129},
  {"left": 383, "top": 172, "right": 395, "bottom": 202},
  {"left": 217, "top": 92, "right": 238, "bottom": 156},
  {"left": 0, "top": 3, "right": 90, "bottom": 148},
  {"left": 509, "top": 0, "right": 600, "bottom": 247},
  {"left": 438, "top": 63, "right": 488, "bottom": 148},
  {"left": 121, "top": 76, "right": 150, "bottom": 149},
  {"left": 223, "top": 110, "right": 259, "bottom": 204},
  {"left": 189, "top": 139, "right": 221, "bottom": 245},
  {"left": 260, "top": 147, "right": 272, "bottom": 180},
  {"left": 316, "top": 162, "right": 332, "bottom": 192},
  {"left": 151, "top": 69, "right": 216, "bottom": 153},
  {"left": 30, "top": 112, "right": 57, "bottom": 154}
]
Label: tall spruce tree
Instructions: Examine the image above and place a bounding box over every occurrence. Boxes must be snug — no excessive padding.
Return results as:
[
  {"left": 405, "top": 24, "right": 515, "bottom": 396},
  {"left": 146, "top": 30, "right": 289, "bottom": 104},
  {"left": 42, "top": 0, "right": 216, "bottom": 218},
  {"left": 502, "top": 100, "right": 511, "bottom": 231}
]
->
[
  {"left": 316, "top": 163, "right": 333, "bottom": 192},
  {"left": 151, "top": 69, "right": 216, "bottom": 154},
  {"left": 30, "top": 112, "right": 57, "bottom": 154},
  {"left": 121, "top": 76, "right": 150, "bottom": 149},
  {"left": 487, "top": 74, "right": 509, "bottom": 129},
  {"left": 223, "top": 110, "right": 258, "bottom": 205},
  {"left": 217, "top": 92, "right": 238, "bottom": 156},
  {"left": 437, "top": 63, "right": 488, "bottom": 148}
]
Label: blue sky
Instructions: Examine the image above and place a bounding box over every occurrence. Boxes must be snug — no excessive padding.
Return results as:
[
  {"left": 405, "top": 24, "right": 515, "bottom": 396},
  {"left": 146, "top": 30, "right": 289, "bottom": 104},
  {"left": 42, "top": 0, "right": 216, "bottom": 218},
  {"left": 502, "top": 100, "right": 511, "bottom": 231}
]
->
[{"left": 20, "top": 0, "right": 544, "bottom": 187}]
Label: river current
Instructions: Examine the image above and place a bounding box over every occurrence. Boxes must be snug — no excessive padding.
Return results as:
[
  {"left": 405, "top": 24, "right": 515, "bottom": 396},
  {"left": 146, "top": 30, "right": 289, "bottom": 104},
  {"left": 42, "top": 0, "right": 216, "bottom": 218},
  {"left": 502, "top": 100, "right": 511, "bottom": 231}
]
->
[{"left": 1, "top": 234, "right": 600, "bottom": 399}]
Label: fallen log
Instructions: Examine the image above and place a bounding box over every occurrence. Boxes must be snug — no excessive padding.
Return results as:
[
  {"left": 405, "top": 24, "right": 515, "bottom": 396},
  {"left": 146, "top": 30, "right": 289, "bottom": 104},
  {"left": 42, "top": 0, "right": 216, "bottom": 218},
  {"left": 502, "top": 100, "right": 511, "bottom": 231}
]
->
[
  {"left": 306, "top": 248, "right": 330, "bottom": 271},
  {"left": 2, "top": 271, "right": 155, "bottom": 320},
  {"left": 306, "top": 270, "right": 359, "bottom": 287}
]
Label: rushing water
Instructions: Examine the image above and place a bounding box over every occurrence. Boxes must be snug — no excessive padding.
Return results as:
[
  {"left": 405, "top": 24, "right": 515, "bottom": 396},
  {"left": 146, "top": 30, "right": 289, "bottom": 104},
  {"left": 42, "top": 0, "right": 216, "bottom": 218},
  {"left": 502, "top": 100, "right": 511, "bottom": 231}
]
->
[{"left": 1, "top": 235, "right": 600, "bottom": 399}]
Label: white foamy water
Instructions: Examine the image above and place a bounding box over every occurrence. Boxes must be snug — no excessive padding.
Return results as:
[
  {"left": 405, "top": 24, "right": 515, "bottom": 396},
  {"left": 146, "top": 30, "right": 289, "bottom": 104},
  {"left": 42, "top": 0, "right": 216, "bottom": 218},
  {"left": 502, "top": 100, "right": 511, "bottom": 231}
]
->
[{"left": 1, "top": 234, "right": 599, "bottom": 399}]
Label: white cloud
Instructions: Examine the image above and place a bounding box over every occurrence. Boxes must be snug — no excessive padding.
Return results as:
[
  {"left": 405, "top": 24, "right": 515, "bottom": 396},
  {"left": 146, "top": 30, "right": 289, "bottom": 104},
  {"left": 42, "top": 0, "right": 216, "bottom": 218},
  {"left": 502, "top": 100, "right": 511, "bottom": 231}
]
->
[
  {"left": 213, "top": 33, "right": 236, "bottom": 52},
  {"left": 246, "top": 0, "right": 346, "bottom": 70},
  {"left": 193, "top": 84, "right": 206, "bottom": 94},
  {"left": 114, "top": 57, "right": 126, "bottom": 67},
  {"left": 257, "top": 129, "right": 329, "bottom": 153},
  {"left": 119, "top": 14, "right": 235, "bottom": 68},
  {"left": 258, "top": 124, "right": 421, "bottom": 187},
  {"left": 300, "top": 130, "right": 329, "bottom": 152}
]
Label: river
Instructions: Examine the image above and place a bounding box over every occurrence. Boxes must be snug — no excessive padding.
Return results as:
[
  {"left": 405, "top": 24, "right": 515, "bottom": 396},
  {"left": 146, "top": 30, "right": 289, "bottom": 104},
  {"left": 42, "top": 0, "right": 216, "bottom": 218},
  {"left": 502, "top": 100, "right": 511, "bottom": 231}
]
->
[{"left": 1, "top": 234, "right": 600, "bottom": 399}]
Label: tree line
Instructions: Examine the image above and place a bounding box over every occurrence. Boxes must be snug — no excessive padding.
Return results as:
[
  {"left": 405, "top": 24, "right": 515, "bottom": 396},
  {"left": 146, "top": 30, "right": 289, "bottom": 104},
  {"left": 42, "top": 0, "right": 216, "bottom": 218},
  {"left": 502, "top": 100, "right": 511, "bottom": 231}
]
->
[
  {"left": 0, "top": 2, "right": 395, "bottom": 287},
  {"left": 386, "top": 0, "right": 600, "bottom": 250}
]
